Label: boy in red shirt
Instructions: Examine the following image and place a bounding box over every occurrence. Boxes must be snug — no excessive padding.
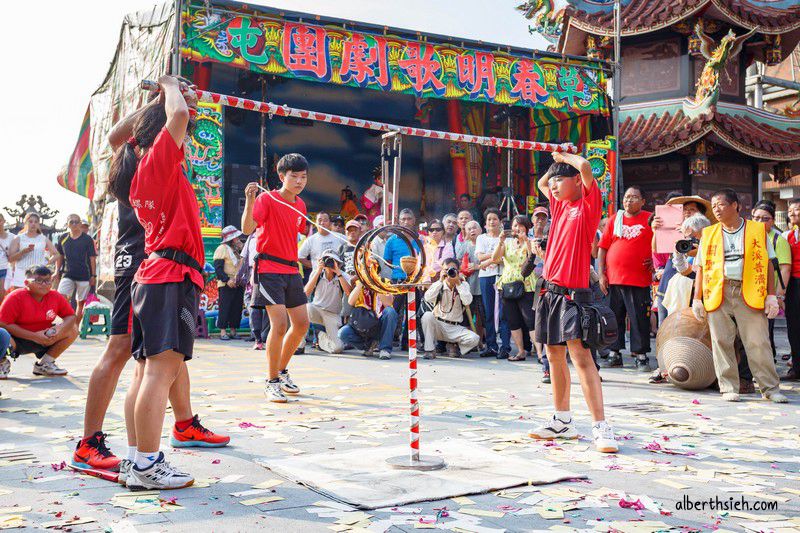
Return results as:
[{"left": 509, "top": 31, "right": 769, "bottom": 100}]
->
[
  {"left": 105, "top": 75, "right": 200, "bottom": 490},
  {"left": 0, "top": 265, "right": 78, "bottom": 377},
  {"left": 242, "top": 154, "right": 311, "bottom": 403},
  {"left": 530, "top": 152, "right": 618, "bottom": 453},
  {"left": 597, "top": 186, "right": 654, "bottom": 371}
]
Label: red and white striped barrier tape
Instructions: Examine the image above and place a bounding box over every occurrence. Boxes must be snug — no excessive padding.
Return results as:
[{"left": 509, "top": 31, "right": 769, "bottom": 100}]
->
[{"left": 141, "top": 80, "right": 578, "bottom": 153}]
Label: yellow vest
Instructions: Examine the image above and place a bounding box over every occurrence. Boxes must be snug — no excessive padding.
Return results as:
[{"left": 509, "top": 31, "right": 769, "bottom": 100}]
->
[{"left": 700, "top": 219, "right": 768, "bottom": 312}]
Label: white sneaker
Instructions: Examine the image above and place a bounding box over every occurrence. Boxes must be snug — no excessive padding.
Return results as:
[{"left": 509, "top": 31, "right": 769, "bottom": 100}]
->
[
  {"left": 592, "top": 421, "right": 619, "bottom": 453},
  {"left": 126, "top": 452, "right": 193, "bottom": 490},
  {"left": 265, "top": 380, "right": 288, "bottom": 403},
  {"left": 33, "top": 358, "right": 68, "bottom": 376},
  {"left": 0, "top": 357, "right": 10, "bottom": 379},
  {"left": 528, "top": 415, "right": 578, "bottom": 440},
  {"left": 378, "top": 350, "right": 391, "bottom": 360},
  {"left": 317, "top": 332, "right": 339, "bottom": 354},
  {"left": 764, "top": 391, "right": 789, "bottom": 404},
  {"left": 722, "top": 392, "right": 740, "bottom": 402},
  {"left": 279, "top": 371, "right": 300, "bottom": 394},
  {"left": 117, "top": 459, "right": 133, "bottom": 485}
]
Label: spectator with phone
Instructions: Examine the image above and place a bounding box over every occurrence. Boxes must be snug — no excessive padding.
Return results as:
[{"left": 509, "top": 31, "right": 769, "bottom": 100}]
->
[
  {"left": 475, "top": 208, "right": 511, "bottom": 359},
  {"left": 492, "top": 215, "right": 537, "bottom": 363}
]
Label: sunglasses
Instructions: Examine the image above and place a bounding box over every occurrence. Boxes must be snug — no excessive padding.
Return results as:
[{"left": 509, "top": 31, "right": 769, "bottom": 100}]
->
[
  {"left": 430, "top": 227, "right": 444, "bottom": 232},
  {"left": 68, "top": 220, "right": 81, "bottom": 225}
]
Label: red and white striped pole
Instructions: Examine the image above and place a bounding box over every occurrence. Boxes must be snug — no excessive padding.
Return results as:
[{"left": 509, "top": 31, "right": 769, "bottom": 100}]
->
[
  {"left": 387, "top": 289, "right": 444, "bottom": 470},
  {"left": 408, "top": 289, "right": 420, "bottom": 462},
  {"left": 141, "top": 80, "right": 578, "bottom": 154}
]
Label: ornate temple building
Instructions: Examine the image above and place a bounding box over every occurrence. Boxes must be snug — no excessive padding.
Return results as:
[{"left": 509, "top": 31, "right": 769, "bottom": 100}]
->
[{"left": 558, "top": 0, "right": 800, "bottom": 213}]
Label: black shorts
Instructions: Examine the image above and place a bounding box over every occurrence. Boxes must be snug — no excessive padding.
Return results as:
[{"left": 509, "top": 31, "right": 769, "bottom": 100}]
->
[
  {"left": 131, "top": 279, "right": 198, "bottom": 361},
  {"left": 10, "top": 336, "right": 48, "bottom": 358},
  {"left": 252, "top": 272, "right": 307, "bottom": 309},
  {"left": 502, "top": 291, "right": 536, "bottom": 331},
  {"left": 110, "top": 275, "right": 134, "bottom": 335},
  {"left": 535, "top": 290, "right": 583, "bottom": 346}
]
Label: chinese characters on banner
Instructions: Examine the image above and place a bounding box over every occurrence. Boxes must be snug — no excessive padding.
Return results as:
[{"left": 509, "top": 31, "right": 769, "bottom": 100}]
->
[{"left": 184, "top": 8, "right": 608, "bottom": 114}]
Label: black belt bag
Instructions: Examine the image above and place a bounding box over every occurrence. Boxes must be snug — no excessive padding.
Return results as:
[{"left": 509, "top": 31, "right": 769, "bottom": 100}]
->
[
  {"left": 546, "top": 282, "right": 616, "bottom": 349},
  {"left": 150, "top": 248, "right": 204, "bottom": 274},
  {"left": 501, "top": 280, "right": 525, "bottom": 300}
]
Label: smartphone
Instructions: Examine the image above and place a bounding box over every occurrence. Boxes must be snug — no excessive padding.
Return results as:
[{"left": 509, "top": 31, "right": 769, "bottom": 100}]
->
[{"left": 502, "top": 219, "right": 511, "bottom": 231}]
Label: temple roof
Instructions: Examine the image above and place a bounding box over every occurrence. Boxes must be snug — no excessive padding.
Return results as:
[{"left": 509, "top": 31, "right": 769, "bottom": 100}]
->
[
  {"left": 619, "top": 99, "right": 800, "bottom": 160},
  {"left": 566, "top": 0, "right": 800, "bottom": 36}
]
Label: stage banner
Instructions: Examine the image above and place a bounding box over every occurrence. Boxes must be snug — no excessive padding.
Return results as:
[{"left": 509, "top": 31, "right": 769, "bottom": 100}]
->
[
  {"left": 187, "top": 101, "right": 225, "bottom": 312},
  {"left": 585, "top": 136, "right": 616, "bottom": 219},
  {"left": 182, "top": 7, "right": 608, "bottom": 115}
]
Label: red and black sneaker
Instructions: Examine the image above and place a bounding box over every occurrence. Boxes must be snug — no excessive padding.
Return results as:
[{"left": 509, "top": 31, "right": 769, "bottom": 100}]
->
[
  {"left": 70, "top": 432, "right": 121, "bottom": 473},
  {"left": 171, "top": 415, "right": 230, "bottom": 448}
]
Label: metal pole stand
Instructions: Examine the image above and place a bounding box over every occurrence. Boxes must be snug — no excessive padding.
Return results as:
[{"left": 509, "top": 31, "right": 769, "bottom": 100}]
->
[{"left": 386, "top": 289, "right": 445, "bottom": 471}]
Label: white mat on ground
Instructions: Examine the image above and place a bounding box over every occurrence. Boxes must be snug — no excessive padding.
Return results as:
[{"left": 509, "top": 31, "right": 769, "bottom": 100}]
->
[{"left": 255, "top": 438, "right": 583, "bottom": 509}]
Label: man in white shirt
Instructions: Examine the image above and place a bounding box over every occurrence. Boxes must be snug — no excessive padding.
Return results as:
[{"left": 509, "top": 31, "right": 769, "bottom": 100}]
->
[
  {"left": 421, "top": 258, "right": 480, "bottom": 359},
  {"left": 298, "top": 212, "right": 341, "bottom": 270}
]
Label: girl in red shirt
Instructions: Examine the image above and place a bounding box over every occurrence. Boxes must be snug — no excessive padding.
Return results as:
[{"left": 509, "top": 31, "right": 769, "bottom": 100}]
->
[{"left": 106, "top": 75, "right": 199, "bottom": 491}]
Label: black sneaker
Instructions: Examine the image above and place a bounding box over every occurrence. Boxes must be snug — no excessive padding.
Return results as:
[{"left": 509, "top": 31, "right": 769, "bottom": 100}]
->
[
  {"left": 635, "top": 356, "right": 651, "bottom": 372},
  {"left": 542, "top": 371, "right": 551, "bottom": 384},
  {"left": 294, "top": 347, "right": 305, "bottom": 355},
  {"left": 480, "top": 348, "right": 497, "bottom": 358},
  {"left": 496, "top": 350, "right": 509, "bottom": 360},
  {"left": 600, "top": 352, "right": 623, "bottom": 368}
]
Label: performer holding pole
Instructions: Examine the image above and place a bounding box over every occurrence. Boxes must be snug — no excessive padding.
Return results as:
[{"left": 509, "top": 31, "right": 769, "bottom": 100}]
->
[
  {"left": 71, "top": 88, "right": 229, "bottom": 484},
  {"left": 106, "top": 75, "right": 206, "bottom": 489},
  {"left": 241, "top": 155, "right": 311, "bottom": 404}
]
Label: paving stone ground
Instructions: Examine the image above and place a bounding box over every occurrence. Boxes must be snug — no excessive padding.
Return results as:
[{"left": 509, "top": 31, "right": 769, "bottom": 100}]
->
[{"left": 0, "top": 327, "right": 798, "bottom": 532}]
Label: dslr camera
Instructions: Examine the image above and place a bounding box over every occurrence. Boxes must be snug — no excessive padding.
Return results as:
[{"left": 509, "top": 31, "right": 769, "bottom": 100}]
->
[
  {"left": 323, "top": 257, "right": 337, "bottom": 269},
  {"left": 446, "top": 267, "right": 459, "bottom": 278},
  {"left": 534, "top": 237, "right": 548, "bottom": 251},
  {"left": 675, "top": 237, "right": 699, "bottom": 254}
]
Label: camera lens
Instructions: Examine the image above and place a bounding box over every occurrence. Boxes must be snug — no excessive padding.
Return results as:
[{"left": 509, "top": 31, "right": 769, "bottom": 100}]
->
[
  {"left": 675, "top": 239, "right": 696, "bottom": 254},
  {"left": 324, "top": 258, "right": 335, "bottom": 268},
  {"left": 446, "top": 267, "right": 458, "bottom": 278}
]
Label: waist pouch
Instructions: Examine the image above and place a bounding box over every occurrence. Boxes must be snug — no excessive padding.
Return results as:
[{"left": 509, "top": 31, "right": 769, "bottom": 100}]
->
[
  {"left": 501, "top": 280, "right": 525, "bottom": 300},
  {"left": 579, "top": 301, "right": 618, "bottom": 349}
]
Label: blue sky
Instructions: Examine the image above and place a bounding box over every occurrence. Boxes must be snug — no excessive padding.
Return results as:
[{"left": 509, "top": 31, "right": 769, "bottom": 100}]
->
[{"left": 0, "top": 0, "right": 547, "bottom": 224}]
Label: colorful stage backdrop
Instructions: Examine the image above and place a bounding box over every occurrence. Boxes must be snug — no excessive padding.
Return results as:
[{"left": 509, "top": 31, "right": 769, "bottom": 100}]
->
[{"left": 182, "top": 6, "right": 608, "bottom": 115}]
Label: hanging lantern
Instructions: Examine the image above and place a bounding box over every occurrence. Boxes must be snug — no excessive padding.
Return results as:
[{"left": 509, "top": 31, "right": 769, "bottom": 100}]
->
[
  {"left": 765, "top": 35, "right": 782, "bottom": 66},
  {"left": 775, "top": 162, "right": 793, "bottom": 183},
  {"left": 689, "top": 141, "right": 709, "bottom": 176}
]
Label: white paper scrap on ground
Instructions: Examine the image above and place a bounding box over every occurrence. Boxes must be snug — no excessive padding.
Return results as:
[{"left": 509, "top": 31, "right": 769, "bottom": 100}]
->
[{"left": 255, "top": 439, "right": 582, "bottom": 509}]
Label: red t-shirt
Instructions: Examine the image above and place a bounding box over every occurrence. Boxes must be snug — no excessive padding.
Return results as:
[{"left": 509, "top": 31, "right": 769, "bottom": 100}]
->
[
  {"left": 0, "top": 289, "right": 74, "bottom": 332},
  {"left": 543, "top": 180, "right": 602, "bottom": 289},
  {"left": 129, "top": 128, "right": 205, "bottom": 289},
  {"left": 252, "top": 190, "right": 307, "bottom": 274},
  {"left": 598, "top": 210, "right": 654, "bottom": 287}
]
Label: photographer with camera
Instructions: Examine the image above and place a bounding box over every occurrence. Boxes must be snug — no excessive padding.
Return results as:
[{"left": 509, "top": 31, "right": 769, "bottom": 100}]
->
[
  {"left": 421, "top": 258, "right": 480, "bottom": 360},
  {"left": 301, "top": 250, "right": 352, "bottom": 354},
  {"left": 491, "top": 215, "right": 538, "bottom": 363}
]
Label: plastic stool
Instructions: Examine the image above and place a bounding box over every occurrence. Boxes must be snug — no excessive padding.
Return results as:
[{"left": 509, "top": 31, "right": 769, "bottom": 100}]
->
[
  {"left": 80, "top": 307, "right": 112, "bottom": 339},
  {"left": 196, "top": 308, "right": 209, "bottom": 339}
]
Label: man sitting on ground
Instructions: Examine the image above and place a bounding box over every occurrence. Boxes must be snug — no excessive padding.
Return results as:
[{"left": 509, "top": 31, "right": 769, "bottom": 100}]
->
[
  {"left": 301, "top": 250, "right": 352, "bottom": 354},
  {"left": 0, "top": 265, "right": 78, "bottom": 377},
  {"left": 421, "top": 258, "right": 480, "bottom": 359}
]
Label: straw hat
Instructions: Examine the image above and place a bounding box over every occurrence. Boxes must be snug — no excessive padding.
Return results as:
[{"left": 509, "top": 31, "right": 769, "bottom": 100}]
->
[{"left": 666, "top": 195, "right": 716, "bottom": 223}]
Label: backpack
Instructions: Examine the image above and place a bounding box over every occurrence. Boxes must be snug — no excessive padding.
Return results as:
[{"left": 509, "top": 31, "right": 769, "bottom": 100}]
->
[
  {"left": 579, "top": 302, "right": 618, "bottom": 350},
  {"left": 349, "top": 306, "right": 381, "bottom": 338}
]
